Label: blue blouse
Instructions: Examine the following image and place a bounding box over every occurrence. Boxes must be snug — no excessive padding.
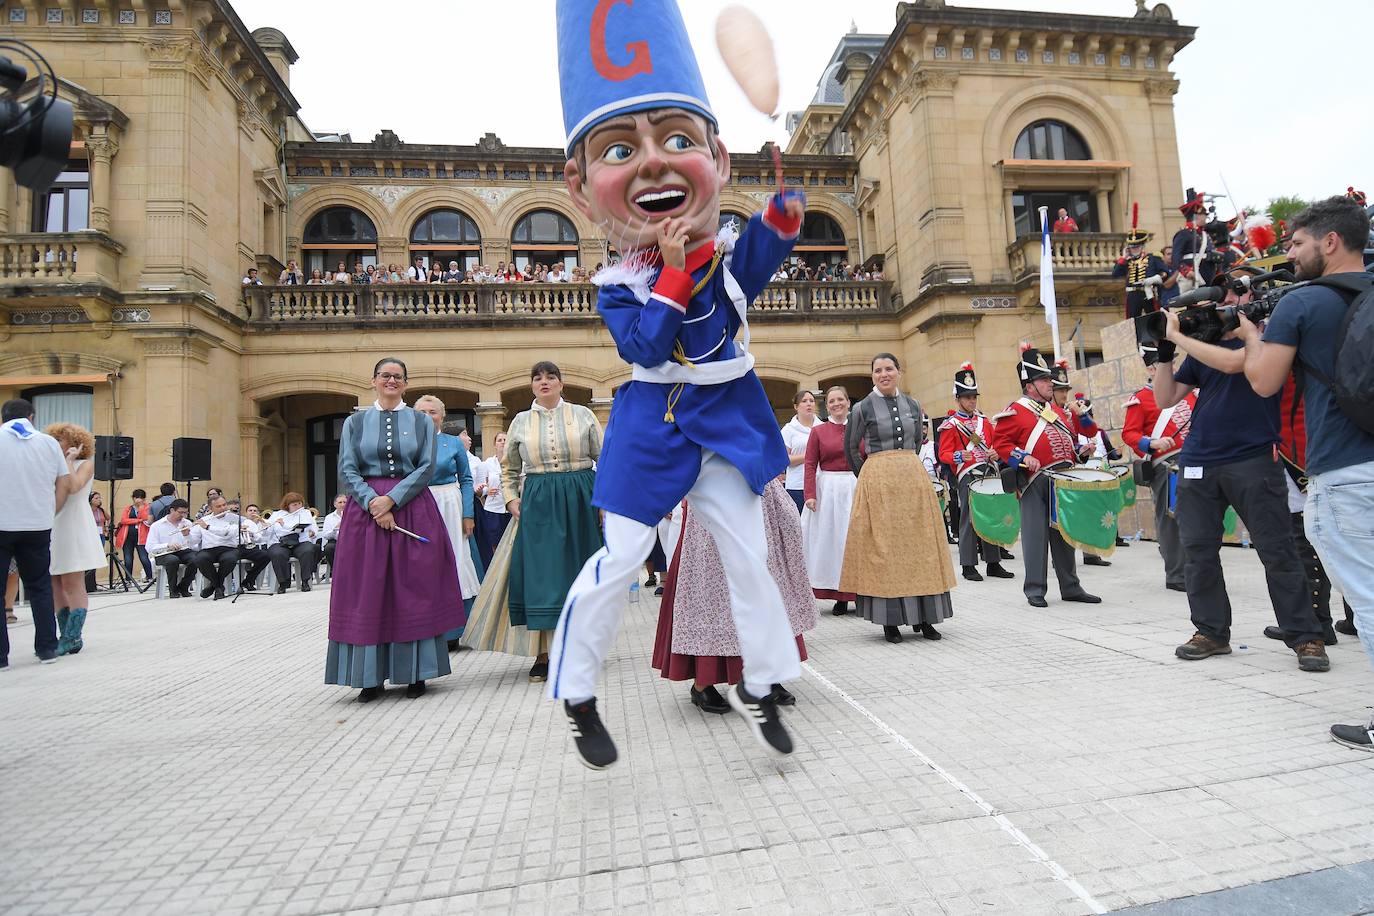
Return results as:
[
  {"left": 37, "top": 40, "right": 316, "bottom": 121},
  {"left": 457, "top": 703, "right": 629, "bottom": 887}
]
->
[
  {"left": 337, "top": 405, "right": 436, "bottom": 510},
  {"left": 431, "top": 432, "right": 475, "bottom": 518}
]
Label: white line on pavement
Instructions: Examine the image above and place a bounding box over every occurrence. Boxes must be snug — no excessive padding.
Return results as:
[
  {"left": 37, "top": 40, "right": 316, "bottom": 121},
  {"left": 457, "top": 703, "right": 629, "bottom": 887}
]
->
[{"left": 801, "top": 661, "right": 1108, "bottom": 915}]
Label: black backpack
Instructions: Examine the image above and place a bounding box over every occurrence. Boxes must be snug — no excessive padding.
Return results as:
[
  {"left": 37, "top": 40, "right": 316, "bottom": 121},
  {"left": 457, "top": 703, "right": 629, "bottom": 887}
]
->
[{"left": 1303, "top": 272, "right": 1374, "bottom": 435}]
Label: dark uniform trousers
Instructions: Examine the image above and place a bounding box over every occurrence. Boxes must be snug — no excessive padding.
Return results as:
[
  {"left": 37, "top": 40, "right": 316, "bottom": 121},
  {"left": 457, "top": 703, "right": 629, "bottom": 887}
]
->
[
  {"left": 239, "top": 547, "right": 272, "bottom": 587},
  {"left": 155, "top": 549, "right": 198, "bottom": 593},
  {"left": 1149, "top": 468, "right": 1186, "bottom": 589},
  {"left": 193, "top": 546, "right": 242, "bottom": 589},
  {"left": 1018, "top": 474, "right": 1084, "bottom": 601},
  {"left": 1175, "top": 451, "right": 1323, "bottom": 647},
  {"left": 956, "top": 473, "right": 1000, "bottom": 567}
]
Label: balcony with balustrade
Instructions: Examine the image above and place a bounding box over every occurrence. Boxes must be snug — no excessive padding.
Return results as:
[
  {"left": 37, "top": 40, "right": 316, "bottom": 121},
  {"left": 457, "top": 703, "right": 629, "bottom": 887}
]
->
[
  {"left": 0, "top": 231, "right": 126, "bottom": 318},
  {"left": 1007, "top": 232, "right": 1128, "bottom": 283},
  {"left": 243, "top": 280, "right": 894, "bottom": 328}
]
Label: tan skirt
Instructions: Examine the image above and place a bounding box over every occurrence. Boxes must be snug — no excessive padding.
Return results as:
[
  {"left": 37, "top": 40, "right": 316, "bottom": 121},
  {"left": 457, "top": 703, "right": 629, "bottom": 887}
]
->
[{"left": 839, "top": 449, "right": 957, "bottom": 599}]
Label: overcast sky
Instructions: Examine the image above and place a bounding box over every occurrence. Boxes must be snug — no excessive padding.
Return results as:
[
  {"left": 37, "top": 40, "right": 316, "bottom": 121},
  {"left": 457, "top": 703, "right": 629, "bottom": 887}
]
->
[{"left": 235, "top": 0, "right": 1371, "bottom": 215}]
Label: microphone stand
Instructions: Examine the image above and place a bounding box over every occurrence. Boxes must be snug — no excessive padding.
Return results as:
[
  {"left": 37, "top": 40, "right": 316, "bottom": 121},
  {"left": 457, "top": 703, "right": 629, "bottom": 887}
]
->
[{"left": 230, "top": 492, "right": 266, "bottom": 605}]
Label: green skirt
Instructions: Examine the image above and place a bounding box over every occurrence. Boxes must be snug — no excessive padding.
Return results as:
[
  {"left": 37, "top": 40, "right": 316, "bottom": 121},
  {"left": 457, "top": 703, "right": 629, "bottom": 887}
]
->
[{"left": 509, "top": 468, "right": 603, "bottom": 631}]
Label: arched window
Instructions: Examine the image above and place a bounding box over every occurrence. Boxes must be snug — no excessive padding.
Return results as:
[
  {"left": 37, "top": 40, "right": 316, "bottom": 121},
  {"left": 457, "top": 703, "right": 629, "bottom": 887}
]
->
[
  {"left": 410, "top": 209, "right": 482, "bottom": 274},
  {"left": 301, "top": 206, "right": 379, "bottom": 277},
  {"left": 719, "top": 211, "right": 748, "bottom": 234},
  {"left": 512, "top": 209, "right": 579, "bottom": 272},
  {"left": 794, "top": 212, "right": 849, "bottom": 268},
  {"left": 1013, "top": 120, "right": 1091, "bottom": 160}
]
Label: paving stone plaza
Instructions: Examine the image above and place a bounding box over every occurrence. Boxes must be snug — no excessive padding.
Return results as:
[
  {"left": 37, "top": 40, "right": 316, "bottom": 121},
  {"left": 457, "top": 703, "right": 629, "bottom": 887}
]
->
[{"left": 2, "top": 543, "right": 1372, "bottom": 915}]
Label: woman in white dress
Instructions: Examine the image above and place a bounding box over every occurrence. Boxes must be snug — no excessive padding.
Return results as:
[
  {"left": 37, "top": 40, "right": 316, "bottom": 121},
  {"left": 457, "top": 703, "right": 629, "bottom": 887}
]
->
[{"left": 44, "top": 423, "right": 106, "bottom": 656}]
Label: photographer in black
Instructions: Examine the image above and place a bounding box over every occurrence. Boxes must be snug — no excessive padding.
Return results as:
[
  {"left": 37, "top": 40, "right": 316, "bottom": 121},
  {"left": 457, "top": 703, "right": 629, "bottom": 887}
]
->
[
  {"left": 1237, "top": 195, "right": 1374, "bottom": 750},
  {"left": 1152, "top": 280, "right": 1330, "bottom": 673}
]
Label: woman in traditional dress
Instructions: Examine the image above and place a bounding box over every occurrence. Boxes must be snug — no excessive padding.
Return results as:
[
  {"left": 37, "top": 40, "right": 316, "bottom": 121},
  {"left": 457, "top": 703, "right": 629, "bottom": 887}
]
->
[
  {"left": 839, "top": 354, "right": 958, "bottom": 644},
  {"left": 414, "top": 395, "right": 480, "bottom": 651},
  {"left": 461, "top": 361, "right": 603, "bottom": 683},
  {"left": 472, "top": 431, "right": 509, "bottom": 569},
  {"left": 802, "top": 386, "right": 858, "bottom": 616},
  {"left": 652, "top": 479, "right": 816, "bottom": 712},
  {"left": 781, "top": 390, "right": 820, "bottom": 511},
  {"left": 325, "top": 358, "right": 463, "bottom": 702},
  {"left": 44, "top": 423, "right": 105, "bottom": 656}
]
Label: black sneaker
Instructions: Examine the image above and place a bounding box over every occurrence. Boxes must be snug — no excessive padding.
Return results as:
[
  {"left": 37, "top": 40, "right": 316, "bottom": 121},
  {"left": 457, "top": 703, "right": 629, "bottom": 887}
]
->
[
  {"left": 1331, "top": 722, "right": 1374, "bottom": 752},
  {"left": 728, "top": 684, "right": 793, "bottom": 756},
  {"left": 644, "top": 574, "right": 657, "bottom": 587},
  {"left": 564, "top": 699, "right": 618, "bottom": 769}
]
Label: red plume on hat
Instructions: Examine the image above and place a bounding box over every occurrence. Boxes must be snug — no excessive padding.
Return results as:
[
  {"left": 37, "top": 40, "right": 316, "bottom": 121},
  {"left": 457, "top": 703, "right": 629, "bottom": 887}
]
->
[
  {"left": 1055, "top": 358, "right": 1069, "bottom": 370},
  {"left": 1248, "top": 223, "right": 1277, "bottom": 253},
  {"left": 1348, "top": 186, "right": 1368, "bottom": 207},
  {"left": 1019, "top": 340, "right": 1033, "bottom": 353},
  {"left": 959, "top": 361, "right": 974, "bottom": 371}
]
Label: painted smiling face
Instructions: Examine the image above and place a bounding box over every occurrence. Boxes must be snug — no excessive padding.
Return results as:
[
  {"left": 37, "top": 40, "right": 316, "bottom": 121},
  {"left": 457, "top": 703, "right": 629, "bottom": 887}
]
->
[{"left": 566, "top": 108, "right": 730, "bottom": 254}]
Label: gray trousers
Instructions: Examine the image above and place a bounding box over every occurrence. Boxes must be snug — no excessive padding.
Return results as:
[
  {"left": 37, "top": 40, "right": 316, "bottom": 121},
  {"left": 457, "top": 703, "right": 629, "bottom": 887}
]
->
[
  {"left": 1175, "top": 451, "right": 1322, "bottom": 647},
  {"left": 1019, "top": 474, "right": 1083, "bottom": 601},
  {"left": 1149, "top": 469, "right": 1185, "bottom": 589},
  {"left": 957, "top": 473, "right": 999, "bottom": 567}
]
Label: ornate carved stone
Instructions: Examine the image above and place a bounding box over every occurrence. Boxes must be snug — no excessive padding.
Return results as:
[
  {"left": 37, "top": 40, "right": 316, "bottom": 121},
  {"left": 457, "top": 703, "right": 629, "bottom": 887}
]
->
[
  {"left": 477, "top": 133, "right": 504, "bottom": 153},
  {"left": 1143, "top": 78, "right": 1180, "bottom": 99},
  {"left": 373, "top": 130, "right": 402, "bottom": 149},
  {"left": 473, "top": 187, "right": 522, "bottom": 212},
  {"left": 86, "top": 136, "right": 120, "bottom": 161},
  {"left": 142, "top": 38, "right": 195, "bottom": 63},
  {"left": 359, "top": 185, "right": 417, "bottom": 208}
]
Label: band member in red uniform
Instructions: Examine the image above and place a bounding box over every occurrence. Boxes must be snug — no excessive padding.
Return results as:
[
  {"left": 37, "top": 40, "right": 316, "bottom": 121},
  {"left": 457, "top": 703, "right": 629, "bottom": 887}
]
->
[
  {"left": 990, "top": 344, "right": 1102, "bottom": 608},
  {"left": 1123, "top": 342, "right": 1194, "bottom": 591},
  {"left": 938, "top": 363, "right": 1012, "bottom": 582}
]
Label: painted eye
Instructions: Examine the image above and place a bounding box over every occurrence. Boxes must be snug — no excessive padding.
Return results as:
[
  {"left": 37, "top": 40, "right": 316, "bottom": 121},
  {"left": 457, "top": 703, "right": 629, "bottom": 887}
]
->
[
  {"left": 602, "top": 143, "right": 633, "bottom": 163},
  {"left": 665, "top": 134, "right": 694, "bottom": 152}
]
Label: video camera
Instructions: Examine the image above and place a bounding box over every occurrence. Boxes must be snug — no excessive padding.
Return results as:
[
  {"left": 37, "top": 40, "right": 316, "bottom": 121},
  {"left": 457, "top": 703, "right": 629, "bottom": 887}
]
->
[
  {"left": 0, "top": 40, "right": 75, "bottom": 193},
  {"left": 1138, "top": 266, "right": 1303, "bottom": 345}
]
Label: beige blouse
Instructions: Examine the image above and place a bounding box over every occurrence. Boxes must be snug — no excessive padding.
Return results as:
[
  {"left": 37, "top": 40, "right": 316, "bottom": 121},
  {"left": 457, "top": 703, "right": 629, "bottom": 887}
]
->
[{"left": 501, "top": 399, "right": 602, "bottom": 499}]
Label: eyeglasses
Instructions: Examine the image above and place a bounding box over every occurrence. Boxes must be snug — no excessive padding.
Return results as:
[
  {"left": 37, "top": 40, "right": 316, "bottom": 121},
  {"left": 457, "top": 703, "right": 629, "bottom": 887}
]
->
[{"left": 376, "top": 372, "right": 406, "bottom": 382}]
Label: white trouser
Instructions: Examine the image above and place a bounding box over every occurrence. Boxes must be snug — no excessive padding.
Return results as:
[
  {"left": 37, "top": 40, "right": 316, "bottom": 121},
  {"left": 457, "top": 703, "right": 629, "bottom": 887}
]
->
[{"left": 548, "top": 450, "right": 801, "bottom": 700}]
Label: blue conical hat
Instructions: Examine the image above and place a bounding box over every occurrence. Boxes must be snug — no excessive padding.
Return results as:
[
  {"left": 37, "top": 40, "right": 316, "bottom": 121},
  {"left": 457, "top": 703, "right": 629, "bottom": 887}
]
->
[{"left": 557, "top": 0, "right": 717, "bottom": 156}]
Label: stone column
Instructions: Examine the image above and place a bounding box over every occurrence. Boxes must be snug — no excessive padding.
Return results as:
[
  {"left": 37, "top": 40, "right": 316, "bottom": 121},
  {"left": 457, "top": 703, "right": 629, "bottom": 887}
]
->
[
  {"left": 135, "top": 334, "right": 214, "bottom": 487},
  {"left": 476, "top": 402, "right": 508, "bottom": 461},
  {"left": 86, "top": 131, "right": 120, "bottom": 234},
  {"left": 239, "top": 417, "right": 264, "bottom": 503},
  {"left": 589, "top": 395, "right": 614, "bottom": 430},
  {"left": 1003, "top": 189, "right": 1018, "bottom": 244},
  {"left": 0, "top": 170, "right": 11, "bottom": 233},
  {"left": 377, "top": 236, "right": 408, "bottom": 269},
  {"left": 1094, "top": 189, "right": 1112, "bottom": 234}
]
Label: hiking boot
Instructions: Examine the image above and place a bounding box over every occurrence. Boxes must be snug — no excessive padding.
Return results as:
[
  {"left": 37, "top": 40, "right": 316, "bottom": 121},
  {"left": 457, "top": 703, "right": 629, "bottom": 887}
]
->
[
  {"left": 1295, "top": 641, "right": 1330, "bottom": 672},
  {"left": 1175, "top": 632, "right": 1231, "bottom": 660},
  {"left": 727, "top": 684, "right": 793, "bottom": 757},
  {"left": 564, "top": 699, "right": 618, "bottom": 769}
]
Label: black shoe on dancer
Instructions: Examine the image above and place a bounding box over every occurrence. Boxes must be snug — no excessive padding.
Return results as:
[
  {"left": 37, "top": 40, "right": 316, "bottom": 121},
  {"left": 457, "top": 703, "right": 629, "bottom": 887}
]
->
[
  {"left": 883, "top": 625, "right": 903, "bottom": 643},
  {"left": 771, "top": 683, "right": 795, "bottom": 706},
  {"left": 727, "top": 684, "right": 793, "bottom": 756},
  {"left": 357, "top": 685, "right": 383, "bottom": 703},
  {"left": 405, "top": 680, "right": 426, "bottom": 698},
  {"left": 916, "top": 623, "right": 942, "bottom": 640},
  {"left": 831, "top": 600, "right": 849, "bottom": 616},
  {"left": 690, "top": 685, "right": 730, "bottom": 714},
  {"left": 565, "top": 699, "right": 618, "bottom": 769}
]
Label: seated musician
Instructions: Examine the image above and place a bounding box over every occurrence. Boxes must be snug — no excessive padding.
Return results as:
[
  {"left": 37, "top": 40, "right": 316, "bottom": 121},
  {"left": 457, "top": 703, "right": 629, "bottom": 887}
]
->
[
  {"left": 268, "top": 492, "right": 319, "bottom": 594},
  {"left": 238, "top": 503, "right": 274, "bottom": 591},
  {"left": 192, "top": 494, "right": 248, "bottom": 600},
  {"left": 319, "top": 494, "right": 348, "bottom": 570},
  {"left": 147, "top": 499, "right": 200, "bottom": 599}
]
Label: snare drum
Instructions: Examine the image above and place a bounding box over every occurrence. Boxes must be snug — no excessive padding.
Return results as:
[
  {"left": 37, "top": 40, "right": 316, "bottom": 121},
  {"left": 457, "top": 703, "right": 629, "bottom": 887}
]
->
[
  {"left": 1111, "top": 464, "right": 1136, "bottom": 508},
  {"left": 1047, "top": 467, "right": 1121, "bottom": 557},
  {"left": 969, "top": 477, "right": 1020, "bottom": 546}
]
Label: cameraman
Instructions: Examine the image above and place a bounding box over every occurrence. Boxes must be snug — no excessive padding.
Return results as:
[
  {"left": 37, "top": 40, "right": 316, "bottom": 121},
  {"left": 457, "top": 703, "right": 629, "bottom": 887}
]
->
[
  {"left": 1154, "top": 285, "right": 1330, "bottom": 673},
  {"left": 1237, "top": 195, "right": 1374, "bottom": 750}
]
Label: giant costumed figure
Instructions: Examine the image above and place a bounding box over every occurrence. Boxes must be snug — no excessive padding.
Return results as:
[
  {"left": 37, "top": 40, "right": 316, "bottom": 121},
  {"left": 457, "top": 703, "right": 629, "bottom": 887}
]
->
[{"left": 546, "top": 0, "right": 805, "bottom": 769}]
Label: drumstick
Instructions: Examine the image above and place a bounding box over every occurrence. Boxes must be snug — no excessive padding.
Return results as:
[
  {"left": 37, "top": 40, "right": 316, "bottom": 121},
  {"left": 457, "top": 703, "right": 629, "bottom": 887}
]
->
[{"left": 391, "top": 524, "right": 430, "bottom": 544}]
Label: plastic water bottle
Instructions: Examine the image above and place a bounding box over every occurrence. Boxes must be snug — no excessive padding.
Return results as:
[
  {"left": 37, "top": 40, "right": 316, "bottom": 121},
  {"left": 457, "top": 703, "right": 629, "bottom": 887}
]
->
[
  {"left": 1132, "top": 528, "right": 1144, "bottom": 543},
  {"left": 1241, "top": 532, "right": 1251, "bottom": 549}
]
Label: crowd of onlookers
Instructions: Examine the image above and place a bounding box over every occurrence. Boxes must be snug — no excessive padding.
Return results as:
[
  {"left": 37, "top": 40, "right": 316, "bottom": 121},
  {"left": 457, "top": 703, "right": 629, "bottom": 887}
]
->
[{"left": 245, "top": 256, "right": 886, "bottom": 288}]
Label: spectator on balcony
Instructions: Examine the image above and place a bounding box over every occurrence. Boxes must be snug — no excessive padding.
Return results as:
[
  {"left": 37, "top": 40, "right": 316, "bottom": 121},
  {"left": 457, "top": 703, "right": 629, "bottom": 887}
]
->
[
  {"left": 771, "top": 266, "right": 788, "bottom": 282},
  {"left": 306, "top": 268, "right": 326, "bottom": 285},
  {"left": 278, "top": 260, "right": 304, "bottom": 285},
  {"left": 372, "top": 264, "right": 391, "bottom": 285},
  {"left": 505, "top": 264, "right": 524, "bottom": 282},
  {"left": 242, "top": 268, "right": 263, "bottom": 286},
  {"left": 1053, "top": 208, "right": 1080, "bottom": 233},
  {"left": 407, "top": 255, "right": 428, "bottom": 284},
  {"left": 352, "top": 261, "right": 371, "bottom": 285},
  {"left": 443, "top": 261, "right": 465, "bottom": 283},
  {"left": 332, "top": 261, "right": 350, "bottom": 284},
  {"left": 428, "top": 261, "right": 445, "bottom": 283}
]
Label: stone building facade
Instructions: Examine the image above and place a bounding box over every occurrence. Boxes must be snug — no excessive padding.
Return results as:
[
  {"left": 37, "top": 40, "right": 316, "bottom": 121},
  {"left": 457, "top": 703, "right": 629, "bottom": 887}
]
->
[{"left": 0, "top": 0, "right": 1193, "bottom": 512}]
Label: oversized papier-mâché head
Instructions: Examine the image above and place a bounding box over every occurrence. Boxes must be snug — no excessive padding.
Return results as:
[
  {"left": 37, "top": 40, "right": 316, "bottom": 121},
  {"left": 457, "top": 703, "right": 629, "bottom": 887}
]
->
[{"left": 558, "top": 0, "right": 730, "bottom": 253}]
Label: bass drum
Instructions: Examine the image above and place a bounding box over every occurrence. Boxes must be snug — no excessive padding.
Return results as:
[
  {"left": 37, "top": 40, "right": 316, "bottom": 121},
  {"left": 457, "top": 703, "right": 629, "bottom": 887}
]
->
[{"left": 1111, "top": 464, "right": 1136, "bottom": 508}]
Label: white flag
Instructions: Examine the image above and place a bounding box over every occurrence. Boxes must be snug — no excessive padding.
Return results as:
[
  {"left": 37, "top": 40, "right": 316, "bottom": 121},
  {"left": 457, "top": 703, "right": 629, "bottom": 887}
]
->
[{"left": 1039, "top": 206, "right": 1062, "bottom": 361}]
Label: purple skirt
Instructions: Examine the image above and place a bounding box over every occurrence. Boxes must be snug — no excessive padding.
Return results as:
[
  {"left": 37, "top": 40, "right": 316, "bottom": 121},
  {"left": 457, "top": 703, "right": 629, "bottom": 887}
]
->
[{"left": 328, "top": 478, "right": 464, "bottom": 646}]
